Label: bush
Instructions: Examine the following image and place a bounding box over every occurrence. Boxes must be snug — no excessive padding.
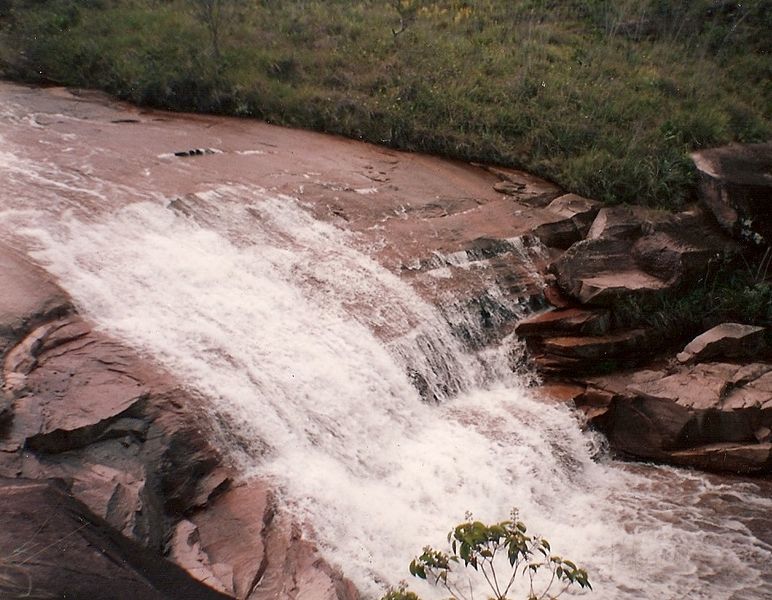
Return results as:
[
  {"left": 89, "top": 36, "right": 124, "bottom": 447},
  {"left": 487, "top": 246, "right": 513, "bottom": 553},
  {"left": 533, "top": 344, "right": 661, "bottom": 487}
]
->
[{"left": 382, "top": 510, "right": 591, "bottom": 600}]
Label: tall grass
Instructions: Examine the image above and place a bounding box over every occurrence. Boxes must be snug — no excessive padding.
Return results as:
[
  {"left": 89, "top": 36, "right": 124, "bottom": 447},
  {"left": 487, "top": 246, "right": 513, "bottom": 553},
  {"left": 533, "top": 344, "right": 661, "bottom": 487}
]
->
[{"left": 0, "top": 0, "right": 769, "bottom": 206}]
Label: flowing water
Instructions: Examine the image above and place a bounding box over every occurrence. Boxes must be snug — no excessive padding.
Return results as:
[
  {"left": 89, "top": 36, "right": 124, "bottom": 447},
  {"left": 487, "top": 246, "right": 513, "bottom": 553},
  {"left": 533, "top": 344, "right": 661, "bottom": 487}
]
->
[{"left": 1, "top": 85, "right": 770, "bottom": 600}]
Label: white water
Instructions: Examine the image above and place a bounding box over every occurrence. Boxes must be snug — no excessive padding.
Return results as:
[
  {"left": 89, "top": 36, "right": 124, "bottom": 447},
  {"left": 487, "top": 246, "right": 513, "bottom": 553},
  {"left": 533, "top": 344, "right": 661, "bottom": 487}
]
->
[{"left": 1, "top": 105, "right": 771, "bottom": 600}]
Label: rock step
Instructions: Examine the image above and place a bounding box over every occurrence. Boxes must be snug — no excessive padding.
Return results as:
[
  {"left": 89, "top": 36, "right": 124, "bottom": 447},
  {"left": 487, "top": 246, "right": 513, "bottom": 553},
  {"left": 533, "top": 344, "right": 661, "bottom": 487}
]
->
[
  {"left": 573, "top": 269, "right": 669, "bottom": 306},
  {"left": 515, "top": 307, "right": 610, "bottom": 338},
  {"left": 541, "top": 329, "right": 653, "bottom": 360},
  {"left": 668, "top": 442, "right": 772, "bottom": 474}
]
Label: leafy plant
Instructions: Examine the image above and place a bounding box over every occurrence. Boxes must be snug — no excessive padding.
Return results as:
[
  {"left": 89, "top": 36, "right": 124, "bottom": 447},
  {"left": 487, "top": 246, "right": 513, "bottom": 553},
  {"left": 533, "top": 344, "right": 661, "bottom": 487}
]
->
[{"left": 383, "top": 510, "right": 591, "bottom": 600}]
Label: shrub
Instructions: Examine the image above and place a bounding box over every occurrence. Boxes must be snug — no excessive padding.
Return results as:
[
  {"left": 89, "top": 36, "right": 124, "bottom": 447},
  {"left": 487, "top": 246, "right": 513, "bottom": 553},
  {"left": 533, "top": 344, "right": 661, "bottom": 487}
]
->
[{"left": 382, "top": 510, "right": 591, "bottom": 600}]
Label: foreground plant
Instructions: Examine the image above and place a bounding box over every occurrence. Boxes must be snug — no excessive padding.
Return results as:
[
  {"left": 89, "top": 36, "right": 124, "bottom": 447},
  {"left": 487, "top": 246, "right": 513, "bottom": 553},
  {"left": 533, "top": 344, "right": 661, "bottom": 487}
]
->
[{"left": 383, "top": 510, "right": 591, "bottom": 600}]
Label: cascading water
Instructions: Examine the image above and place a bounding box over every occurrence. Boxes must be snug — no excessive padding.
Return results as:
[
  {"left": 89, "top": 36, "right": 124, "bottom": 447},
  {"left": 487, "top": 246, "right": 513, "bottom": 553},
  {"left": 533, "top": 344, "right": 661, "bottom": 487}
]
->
[{"left": 1, "top": 91, "right": 771, "bottom": 600}]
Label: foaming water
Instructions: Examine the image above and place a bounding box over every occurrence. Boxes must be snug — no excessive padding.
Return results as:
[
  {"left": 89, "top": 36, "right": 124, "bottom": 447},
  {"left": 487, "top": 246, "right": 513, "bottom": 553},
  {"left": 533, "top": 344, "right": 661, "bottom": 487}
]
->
[{"left": 13, "top": 194, "right": 770, "bottom": 600}]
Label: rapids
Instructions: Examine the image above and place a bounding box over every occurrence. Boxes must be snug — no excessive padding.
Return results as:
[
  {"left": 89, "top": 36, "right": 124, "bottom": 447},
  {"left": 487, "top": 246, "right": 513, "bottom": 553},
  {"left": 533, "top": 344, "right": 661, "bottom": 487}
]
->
[{"left": 1, "top": 83, "right": 770, "bottom": 599}]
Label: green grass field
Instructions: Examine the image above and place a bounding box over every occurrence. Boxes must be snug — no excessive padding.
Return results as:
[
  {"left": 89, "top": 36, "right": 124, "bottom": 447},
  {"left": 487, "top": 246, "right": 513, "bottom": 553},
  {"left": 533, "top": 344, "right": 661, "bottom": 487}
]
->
[{"left": 0, "top": 0, "right": 769, "bottom": 207}]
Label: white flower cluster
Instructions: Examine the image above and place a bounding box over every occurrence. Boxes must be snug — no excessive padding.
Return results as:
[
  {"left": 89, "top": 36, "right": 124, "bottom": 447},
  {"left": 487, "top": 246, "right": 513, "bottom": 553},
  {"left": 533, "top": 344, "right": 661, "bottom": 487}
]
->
[{"left": 739, "top": 217, "right": 766, "bottom": 246}]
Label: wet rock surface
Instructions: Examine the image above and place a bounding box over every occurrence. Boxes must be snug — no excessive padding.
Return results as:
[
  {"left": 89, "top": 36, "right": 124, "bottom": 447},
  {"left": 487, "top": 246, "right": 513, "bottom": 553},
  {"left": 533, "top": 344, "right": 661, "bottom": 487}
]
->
[{"left": 0, "top": 245, "right": 357, "bottom": 600}]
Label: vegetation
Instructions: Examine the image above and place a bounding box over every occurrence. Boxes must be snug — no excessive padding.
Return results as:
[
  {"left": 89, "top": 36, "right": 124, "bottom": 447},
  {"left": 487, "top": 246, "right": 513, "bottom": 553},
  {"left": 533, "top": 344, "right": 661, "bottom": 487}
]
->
[
  {"left": 381, "top": 511, "right": 591, "bottom": 600},
  {"left": 614, "top": 248, "right": 772, "bottom": 335},
  {"left": 0, "top": 0, "right": 769, "bottom": 207}
]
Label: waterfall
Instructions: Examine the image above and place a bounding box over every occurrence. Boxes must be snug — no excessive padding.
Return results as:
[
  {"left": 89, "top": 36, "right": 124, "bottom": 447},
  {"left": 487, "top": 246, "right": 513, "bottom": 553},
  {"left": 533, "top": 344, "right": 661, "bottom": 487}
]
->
[{"left": 1, "top": 100, "right": 770, "bottom": 600}]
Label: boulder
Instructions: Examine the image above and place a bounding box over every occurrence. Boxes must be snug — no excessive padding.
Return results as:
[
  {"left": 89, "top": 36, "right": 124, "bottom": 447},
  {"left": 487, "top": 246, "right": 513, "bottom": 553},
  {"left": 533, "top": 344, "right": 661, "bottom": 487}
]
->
[
  {"left": 692, "top": 142, "right": 772, "bottom": 247},
  {"left": 532, "top": 194, "right": 601, "bottom": 249},
  {"left": 551, "top": 237, "right": 670, "bottom": 305},
  {"left": 604, "top": 395, "right": 697, "bottom": 459},
  {"left": 676, "top": 323, "right": 767, "bottom": 364},
  {"left": 0, "top": 478, "right": 230, "bottom": 600},
  {"left": 550, "top": 206, "right": 736, "bottom": 306}
]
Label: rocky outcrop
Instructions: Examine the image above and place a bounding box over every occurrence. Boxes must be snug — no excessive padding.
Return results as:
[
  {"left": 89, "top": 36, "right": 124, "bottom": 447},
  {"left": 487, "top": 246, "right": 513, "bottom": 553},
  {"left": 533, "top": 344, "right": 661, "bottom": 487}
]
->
[
  {"left": 515, "top": 201, "right": 747, "bottom": 376},
  {"left": 0, "top": 245, "right": 358, "bottom": 600},
  {"left": 572, "top": 331, "right": 772, "bottom": 474},
  {"left": 550, "top": 206, "right": 736, "bottom": 306},
  {"left": 692, "top": 142, "right": 772, "bottom": 247},
  {"left": 513, "top": 188, "right": 770, "bottom": 474},
  {"left": 0, "top": 477, "right": 231, "bottom": 600}
]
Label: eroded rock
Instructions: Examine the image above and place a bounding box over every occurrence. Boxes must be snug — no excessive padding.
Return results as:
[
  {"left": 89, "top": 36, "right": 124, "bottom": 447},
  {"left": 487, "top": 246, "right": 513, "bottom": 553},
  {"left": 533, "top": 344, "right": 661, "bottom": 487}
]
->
[
  {"left": 532, "top": 194, "right": 601, "bottom": 249},
  {"left": 515, "top": 307, "right": 611, "bottom": 338}
]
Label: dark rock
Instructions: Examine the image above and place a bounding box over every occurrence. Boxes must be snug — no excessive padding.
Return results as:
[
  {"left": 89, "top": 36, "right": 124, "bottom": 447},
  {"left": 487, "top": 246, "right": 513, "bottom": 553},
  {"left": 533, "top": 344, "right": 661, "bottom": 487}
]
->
[
  {"left": 542, "top": 283, "right": 573, "bottom": 308},
  {"left": 605, "top": 395, "right": 697, "bottom": 458},
  {"left": 585, "top": 361, "right": 772, "bottom": 473},
  {"left": 551, "top": 207, "right": 736, "bottom": 306},
  {"left": 692, "top": 142, "right": 772, "bottom": 247},
  {"left": 551, "top": 238, "right": 670, "bottom": 305},
  {"left": 0, "top": 477, "right": 231, "bottom": 600},
  {"left": 676, "top": 323, "right": 767, "bottom": 365},
  {"left": 0, "top": 394, "right": 11, "bottom": 429}
]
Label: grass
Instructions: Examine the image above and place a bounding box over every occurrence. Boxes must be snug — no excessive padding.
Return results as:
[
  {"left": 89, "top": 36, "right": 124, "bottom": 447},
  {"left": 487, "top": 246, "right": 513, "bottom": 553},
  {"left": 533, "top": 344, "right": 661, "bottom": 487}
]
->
[
  {"left": 613, "top": 249, "right": 772, "bottom": 336},
  {"left": 0, "top": 0, "right": 769, "bottom": 208}
]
